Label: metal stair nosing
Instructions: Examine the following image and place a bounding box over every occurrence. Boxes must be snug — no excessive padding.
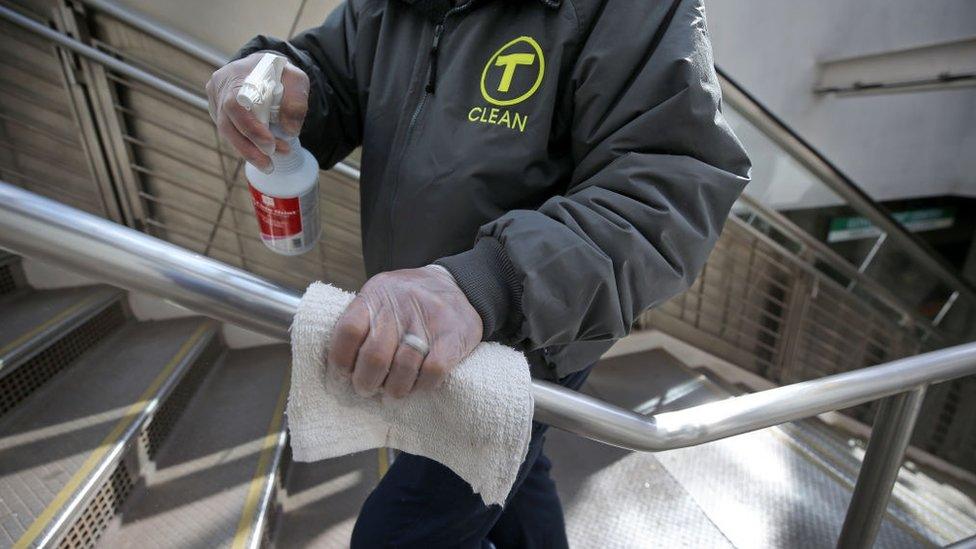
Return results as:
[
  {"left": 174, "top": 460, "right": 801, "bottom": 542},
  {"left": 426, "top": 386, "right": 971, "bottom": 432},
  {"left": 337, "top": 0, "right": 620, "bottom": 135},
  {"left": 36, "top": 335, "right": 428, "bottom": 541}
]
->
[
  {"left": 0, "top": 286, "right": 126, "bottom": 375},
  {"left": 5, "top": 318, "right": 222, "bottom": 549},
  {"left": 223, "top": 358, "right": 290, "bottom": 549},
  {"left": 95, "top": 345, "right": 291, "bottom": 549}
]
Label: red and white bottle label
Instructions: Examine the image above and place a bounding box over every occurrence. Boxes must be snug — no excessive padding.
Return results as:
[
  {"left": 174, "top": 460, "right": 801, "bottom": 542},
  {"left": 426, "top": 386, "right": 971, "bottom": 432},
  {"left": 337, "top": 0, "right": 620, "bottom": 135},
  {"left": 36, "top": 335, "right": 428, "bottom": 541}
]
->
[{"left": 248, "top": 183, "right": 320, "bottom": 254}]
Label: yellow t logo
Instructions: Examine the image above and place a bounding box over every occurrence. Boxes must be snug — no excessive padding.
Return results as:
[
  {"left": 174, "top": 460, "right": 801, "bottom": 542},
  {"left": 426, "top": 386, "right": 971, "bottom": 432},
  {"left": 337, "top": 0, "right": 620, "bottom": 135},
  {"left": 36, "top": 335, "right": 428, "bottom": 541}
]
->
[{"left": 494, "top": 53, "right": 535, "bottom": 93}]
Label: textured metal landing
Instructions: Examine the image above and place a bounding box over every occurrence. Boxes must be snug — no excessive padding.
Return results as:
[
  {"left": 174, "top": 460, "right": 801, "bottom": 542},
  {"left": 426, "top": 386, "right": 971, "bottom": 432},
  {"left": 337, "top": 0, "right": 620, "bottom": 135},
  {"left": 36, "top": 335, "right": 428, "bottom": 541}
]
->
[
  {"left": 0, "top": 285, "right": 123, "bottom": 372},
  {"left": 550, "top": 429, "right": 734, "bottom": 548},
  {"left": 97, "top": 345, "right": 291, "bottom": 549},
  {"left": 272, "top": 452, "right": 381, "bottom": 548},
  {"left": 549, "top": 349, "right": 960, "bottom": 548},
  {"left": 0, "top": 318, "right": 216, "bottom": 547},
  {"left": 550, "top": 350, "right": 737, "bottom": 548}
]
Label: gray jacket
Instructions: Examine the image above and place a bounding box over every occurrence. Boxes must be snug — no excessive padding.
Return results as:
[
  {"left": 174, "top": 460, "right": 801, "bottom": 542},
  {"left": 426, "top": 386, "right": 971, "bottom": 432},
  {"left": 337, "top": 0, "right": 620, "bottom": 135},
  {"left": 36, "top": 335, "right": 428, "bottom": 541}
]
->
[{"left": 238, "top": 0, "right": 751, "bottom": 379}]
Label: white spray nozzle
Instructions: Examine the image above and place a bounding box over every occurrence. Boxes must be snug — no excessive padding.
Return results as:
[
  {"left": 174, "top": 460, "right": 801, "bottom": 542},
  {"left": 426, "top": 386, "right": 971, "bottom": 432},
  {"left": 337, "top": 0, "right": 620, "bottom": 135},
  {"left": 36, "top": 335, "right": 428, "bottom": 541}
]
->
[{"left": 236, "top": 53, "right": 287, "bottom": 126}]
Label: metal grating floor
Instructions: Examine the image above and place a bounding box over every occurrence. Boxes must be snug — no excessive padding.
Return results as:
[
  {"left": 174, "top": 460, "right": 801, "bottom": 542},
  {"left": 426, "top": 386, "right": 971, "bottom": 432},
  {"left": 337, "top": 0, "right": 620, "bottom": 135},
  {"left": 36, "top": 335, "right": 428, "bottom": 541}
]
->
[
  {"left": 97, "top": 345, "right": 291, "bottom": 548},
  {"left": 548, "top": 349, "right": 970, "bottom": 548}
]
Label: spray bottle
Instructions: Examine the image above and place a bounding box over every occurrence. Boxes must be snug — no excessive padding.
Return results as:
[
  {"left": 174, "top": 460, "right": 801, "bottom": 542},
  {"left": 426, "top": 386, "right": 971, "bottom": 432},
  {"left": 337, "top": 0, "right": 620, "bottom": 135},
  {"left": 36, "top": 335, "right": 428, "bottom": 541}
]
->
[{"left": 238, "top": 53, "right": 320, "bottom": 256}]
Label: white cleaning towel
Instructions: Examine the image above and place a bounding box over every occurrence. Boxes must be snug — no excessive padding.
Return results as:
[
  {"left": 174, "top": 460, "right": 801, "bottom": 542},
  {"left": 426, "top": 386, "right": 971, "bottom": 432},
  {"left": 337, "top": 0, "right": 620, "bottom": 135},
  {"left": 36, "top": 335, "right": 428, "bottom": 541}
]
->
[{"left": 289, "top": 281, "right": 535, "bottom": 506}]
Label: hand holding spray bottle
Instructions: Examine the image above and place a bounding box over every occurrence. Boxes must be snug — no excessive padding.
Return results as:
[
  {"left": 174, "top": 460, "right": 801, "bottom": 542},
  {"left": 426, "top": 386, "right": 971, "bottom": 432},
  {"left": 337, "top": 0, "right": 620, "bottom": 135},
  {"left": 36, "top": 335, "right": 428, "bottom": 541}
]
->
[{"left": 237, "top": 53, "right": 321, "bottom": 256}]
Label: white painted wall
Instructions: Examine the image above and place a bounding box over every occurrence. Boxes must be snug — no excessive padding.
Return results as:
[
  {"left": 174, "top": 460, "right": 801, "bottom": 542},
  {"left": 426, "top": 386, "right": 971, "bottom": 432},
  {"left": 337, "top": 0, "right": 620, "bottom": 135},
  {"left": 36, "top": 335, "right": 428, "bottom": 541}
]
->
[{"left": 704, "top": 0, "right": 976, "bottom": 205}]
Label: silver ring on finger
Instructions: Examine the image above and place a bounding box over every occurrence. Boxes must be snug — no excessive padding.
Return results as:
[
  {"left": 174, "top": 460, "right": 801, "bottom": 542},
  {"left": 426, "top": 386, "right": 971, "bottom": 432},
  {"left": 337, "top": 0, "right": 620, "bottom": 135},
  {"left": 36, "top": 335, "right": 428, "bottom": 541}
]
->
[{"left": 401, "top": 333, "right": 430, "bottom": 357}]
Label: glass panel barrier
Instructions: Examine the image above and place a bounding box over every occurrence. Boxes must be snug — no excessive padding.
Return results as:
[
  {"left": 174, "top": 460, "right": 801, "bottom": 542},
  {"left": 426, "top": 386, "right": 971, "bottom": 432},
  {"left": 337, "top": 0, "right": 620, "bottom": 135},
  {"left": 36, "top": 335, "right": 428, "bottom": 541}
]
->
[{"left": 722, "top": 84, "right": 976, "bottom": 344}]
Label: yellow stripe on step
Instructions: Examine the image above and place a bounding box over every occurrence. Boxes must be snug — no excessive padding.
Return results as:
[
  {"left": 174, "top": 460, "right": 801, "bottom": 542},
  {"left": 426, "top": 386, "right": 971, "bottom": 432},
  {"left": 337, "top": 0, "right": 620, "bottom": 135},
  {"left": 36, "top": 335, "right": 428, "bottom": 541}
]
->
[
  {"left": 378, "top": 447, "right": 390, "bottom": 478},
  {"left": 232, "top": 378, "right": 289, "bottom": 549},
  {"left": 0, "top": 294, "right": 102, "bottom": 360},
  {"left": 14, "top": 322, "right": 212, "bottom": 549}
]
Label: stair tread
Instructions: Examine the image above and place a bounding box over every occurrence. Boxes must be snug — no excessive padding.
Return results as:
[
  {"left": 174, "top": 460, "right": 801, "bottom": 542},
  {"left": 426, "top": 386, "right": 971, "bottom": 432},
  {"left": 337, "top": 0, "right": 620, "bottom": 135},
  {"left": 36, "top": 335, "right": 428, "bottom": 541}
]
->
[
  {"left": 0, "top": 285, "right": 123, "bottom": 371},
  {"left": 274, "top": 452, "right": 381, "bottom": 549},
  {"left": 97, "top": 345, "right": 290, "bottom": 549},
  {"left": 584, "top": 348, "right": 729, "bottom": 413},
  {"left": 0, "top": 317, "right": 217, "bottom": 547}
]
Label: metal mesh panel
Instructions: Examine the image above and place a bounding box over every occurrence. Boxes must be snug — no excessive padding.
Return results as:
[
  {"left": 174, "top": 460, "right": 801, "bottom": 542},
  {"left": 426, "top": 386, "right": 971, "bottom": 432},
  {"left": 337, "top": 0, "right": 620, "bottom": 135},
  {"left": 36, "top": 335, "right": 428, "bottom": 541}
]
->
[
  {"left": 783, "top": 279, "right": 919, "bottom": 384},
  {"left": 649, "top": 219, "right": 795, "bottom": 377},
  {"left": 140, "top": 336, "right": 221, "bottom": 459},
  {"left": 0, "top": 7, "right": 110, "bottom": 218},
  {"left": 645, "top": 211, "right": 929, "bottom": 371},
  {"left": 0, "top": 302, "right": 126, "bottom": 415},
  {"left": 914, "top": 378, "right": 976, "bottom": 471},
  {"left": 58, "top": 460, "right": 134, "bottom": 549},
  {"left": 0, "top": 263, "right": 18, "bottom": 295}
]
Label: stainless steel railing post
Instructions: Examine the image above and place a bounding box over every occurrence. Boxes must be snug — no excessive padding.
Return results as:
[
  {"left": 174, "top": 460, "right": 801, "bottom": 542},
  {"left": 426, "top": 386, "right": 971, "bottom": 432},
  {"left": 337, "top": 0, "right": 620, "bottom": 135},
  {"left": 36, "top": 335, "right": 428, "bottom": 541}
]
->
[{"left": 836, "top": 386, "right": 927, "bottom": 548}]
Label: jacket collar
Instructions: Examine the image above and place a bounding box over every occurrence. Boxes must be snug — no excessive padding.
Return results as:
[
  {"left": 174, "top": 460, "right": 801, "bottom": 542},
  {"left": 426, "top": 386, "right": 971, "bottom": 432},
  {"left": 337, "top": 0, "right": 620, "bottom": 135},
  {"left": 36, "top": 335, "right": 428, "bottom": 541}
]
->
[{"left": 398, "top": 0, "right": 561, "bottom": 21}]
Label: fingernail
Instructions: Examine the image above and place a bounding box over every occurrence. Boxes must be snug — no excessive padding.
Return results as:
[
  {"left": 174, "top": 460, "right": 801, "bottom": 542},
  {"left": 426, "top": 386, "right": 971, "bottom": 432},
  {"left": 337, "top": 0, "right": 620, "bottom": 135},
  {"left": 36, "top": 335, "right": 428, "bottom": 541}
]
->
[{"left": 258, "top": 140, "right": 276, "bottom": 156}]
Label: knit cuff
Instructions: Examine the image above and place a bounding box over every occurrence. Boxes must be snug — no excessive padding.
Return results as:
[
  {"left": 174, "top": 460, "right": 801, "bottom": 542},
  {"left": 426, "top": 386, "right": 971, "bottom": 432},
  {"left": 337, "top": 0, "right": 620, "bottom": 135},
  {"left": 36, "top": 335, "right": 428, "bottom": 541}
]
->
[{"left": 435, "top": 238, "right": 522, "bottom": 341}]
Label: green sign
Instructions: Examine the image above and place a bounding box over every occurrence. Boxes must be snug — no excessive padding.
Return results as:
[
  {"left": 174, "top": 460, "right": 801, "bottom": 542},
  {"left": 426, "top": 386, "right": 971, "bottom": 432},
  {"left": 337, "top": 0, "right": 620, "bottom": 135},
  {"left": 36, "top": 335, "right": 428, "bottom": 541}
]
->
[{"left": 828, "top": 208, "right": 954, "bottom": 243}]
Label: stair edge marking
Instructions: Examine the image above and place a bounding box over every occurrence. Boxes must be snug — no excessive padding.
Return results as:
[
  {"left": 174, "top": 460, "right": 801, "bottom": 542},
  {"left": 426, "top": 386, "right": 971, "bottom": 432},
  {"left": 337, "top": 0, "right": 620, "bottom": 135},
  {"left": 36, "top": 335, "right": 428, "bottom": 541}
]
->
[
  {"left": 13, "top": 321, "right": 214, "bottom": 549},
  {"left": 232, "top": 377, "right": 290, "bottom": 549}
]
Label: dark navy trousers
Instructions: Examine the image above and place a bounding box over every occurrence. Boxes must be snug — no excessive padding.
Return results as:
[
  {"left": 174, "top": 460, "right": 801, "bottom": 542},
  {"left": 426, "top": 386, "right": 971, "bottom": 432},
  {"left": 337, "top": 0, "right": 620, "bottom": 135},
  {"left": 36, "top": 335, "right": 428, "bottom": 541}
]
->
[{"left": 351, "top": 367, "right": 592, "bottom": 548}]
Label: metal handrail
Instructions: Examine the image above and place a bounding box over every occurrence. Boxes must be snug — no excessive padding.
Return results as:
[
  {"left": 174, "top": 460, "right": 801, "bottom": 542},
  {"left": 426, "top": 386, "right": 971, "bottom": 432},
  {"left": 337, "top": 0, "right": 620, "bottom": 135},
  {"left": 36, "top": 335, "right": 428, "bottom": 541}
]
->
[
  {"left": 3, "top": 181, "right": 976, "bottom": 546},
  {"left": 4, "top": 178, "right": 976, "bottom": 451}
]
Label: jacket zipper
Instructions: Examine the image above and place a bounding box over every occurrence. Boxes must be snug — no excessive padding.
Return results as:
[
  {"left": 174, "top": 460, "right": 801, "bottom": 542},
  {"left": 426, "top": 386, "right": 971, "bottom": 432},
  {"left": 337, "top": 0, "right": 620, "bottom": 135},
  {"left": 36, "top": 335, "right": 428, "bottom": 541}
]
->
[
  {"left": 385, "top": 13, "right": 455, "bottom": 270},
  {"left": 407, "top": 22, "right": 443, "bottom": 131}
]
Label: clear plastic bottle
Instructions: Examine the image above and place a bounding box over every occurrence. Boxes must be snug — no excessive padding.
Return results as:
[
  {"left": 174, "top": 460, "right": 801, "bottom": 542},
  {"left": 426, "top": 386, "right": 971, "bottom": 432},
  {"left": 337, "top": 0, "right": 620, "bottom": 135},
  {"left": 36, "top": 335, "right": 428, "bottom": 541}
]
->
[{"left": 238, "top": 54, "right": 321, "bottom": 256}]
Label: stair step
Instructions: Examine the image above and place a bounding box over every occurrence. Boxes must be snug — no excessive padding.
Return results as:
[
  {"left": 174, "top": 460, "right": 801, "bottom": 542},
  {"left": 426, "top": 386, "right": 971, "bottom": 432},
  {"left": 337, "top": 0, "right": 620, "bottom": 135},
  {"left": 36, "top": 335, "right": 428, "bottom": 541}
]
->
[
  {"left": 0, "top": 317, "right": 220, "bottom": 548},
  {"left": 0, "top": 285, "right": 127, "bottom": 415},
  {"left": 97, "top": 345, "right": 290, "bottom": 549},
  {"left": 582, "top": 349, "right": 727, "bottom": 413},
  {"left": 272, "top": 452, "right": 380, "bottom": 548},
  {"left": 0, "top": 253, "right": 25, "bottom": 297}
]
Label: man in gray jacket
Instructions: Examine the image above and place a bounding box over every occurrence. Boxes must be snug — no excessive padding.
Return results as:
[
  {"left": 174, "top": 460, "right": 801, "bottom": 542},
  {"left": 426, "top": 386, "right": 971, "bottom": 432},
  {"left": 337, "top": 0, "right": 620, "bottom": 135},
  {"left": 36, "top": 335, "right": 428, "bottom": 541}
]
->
[{"left": 208, "top": 0, "right": 750, "bottom": 545}]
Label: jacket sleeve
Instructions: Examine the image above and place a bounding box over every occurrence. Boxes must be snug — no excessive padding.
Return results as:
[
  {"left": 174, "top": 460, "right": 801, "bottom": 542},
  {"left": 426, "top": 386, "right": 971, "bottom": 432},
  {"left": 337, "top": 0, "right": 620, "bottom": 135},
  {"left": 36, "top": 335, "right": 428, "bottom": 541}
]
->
[
  {"left": 437, "top": 0, "right": 751, "bottom": 349},
  {"left": 235, "top": 1, "right": 364, "bottom": 169}
]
